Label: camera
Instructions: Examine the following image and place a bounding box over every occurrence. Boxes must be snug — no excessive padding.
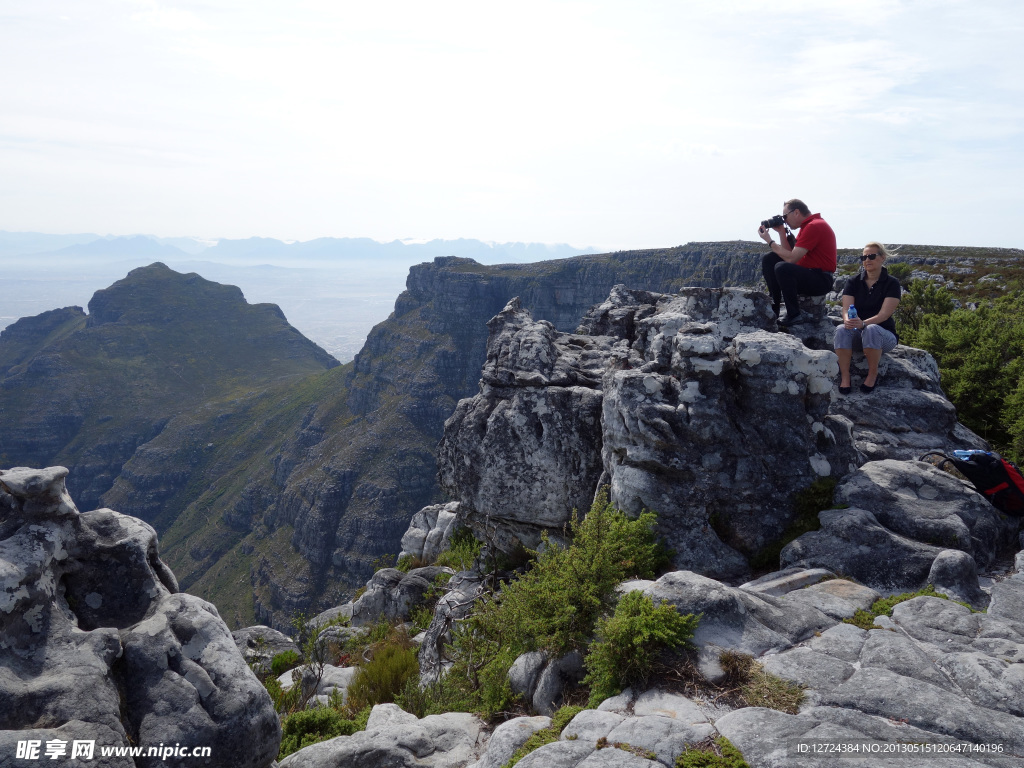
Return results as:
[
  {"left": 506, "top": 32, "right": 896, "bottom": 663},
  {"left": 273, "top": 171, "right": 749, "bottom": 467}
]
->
[{"left": 761, "top": 214, "right": 786, "bottom": 229}]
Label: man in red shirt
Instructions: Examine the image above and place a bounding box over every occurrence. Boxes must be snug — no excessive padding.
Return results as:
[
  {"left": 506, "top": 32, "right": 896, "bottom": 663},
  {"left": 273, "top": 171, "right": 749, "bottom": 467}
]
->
[{"left": 758, "top": 199, "right": 837, "bottom": 326}]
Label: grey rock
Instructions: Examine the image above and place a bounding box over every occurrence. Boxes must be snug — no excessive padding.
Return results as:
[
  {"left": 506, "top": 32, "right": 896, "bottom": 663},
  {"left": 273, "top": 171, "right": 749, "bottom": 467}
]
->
[
  {"left": 760, "top": 648, "right": 856, "bottom": 703},
  {"left": 576, "top": 744, "right": 666, "bottom": 767},
  {"left": 440, "top": 287, "right": 864, "bottom": 582},
  {"left": 512, "top": 739, "right": 596, "bottom": 768},
  {"left": 634, "top": 571, "right": 832, "bottom": 681},
  {"left": 827, "top": 346, "right": 987, "bottom": 462},
  {"left": 419, "top": 572, "right": 486, "bottom": 685},
  {"left": 120, "top": 593, "right": 282, "bottom": 768},
  {"left": 280, "top": 704, "right": 484, "bottom": 768},
  {"left": 310, "top": 603, "right": 353, "bottom": 628},
  {"left": 858, "top": 628, "right": 955, "bottom": 690},
  {"left": 632, "top": 689, "right": 709, "bottom": 724},
  {"left": 0, "top": 466, "right": 279, "bottom": 768},
  {"left": 714, "top": 707, "right": 821, "bottom": 767},
  {"left": 533, "top": 651, "right": 585, "bottom": 716},
  {"left": 807, "top": 622, "right": 869, "bottom": 663},
  {"left": 400, "top": 502, "right": 463, "bottom": 563},
  {"left": 468, "top": 715, "right": 550, "bottom": 768},
  {"left": 934, "top": 652, "right": 1024, "bottom": 716},
  {"left": 783, "top": 459, "right": 1017, "bottom": 595},
  {"left": 233, "top": 625, "right": 300, "bottom": 675},
  {"left": 781, "top": 506, "right": 947, "bottom": 593},
  {"left": 929, "top": 549, "right": 989, "bottom": 609},
  {"left": 739, "top": 567, "right": 836, "bottom": 596},
  {"left": 351, "top": 566, "right": 451, "bottom": 627},
  {"left": 989, "top": 578, "right": 1024, "bottom": 622},
  {"left": 508, "top": 651, "right": 548, "bottom": 702},
  {"left": 836, "top": 460, "right": 1013, "bottom": 568},
  {"left": 562, "top": 709, "right": 627, "bottom": 742},
  {"left": 606, "top": 714, "right": 715, "bottom": 766},
  {"left": 803, "top": 579, "right": 881, "bottom": 612},
  {"left": 821, "top": 667, "right": 1024, "bottom": 754}
]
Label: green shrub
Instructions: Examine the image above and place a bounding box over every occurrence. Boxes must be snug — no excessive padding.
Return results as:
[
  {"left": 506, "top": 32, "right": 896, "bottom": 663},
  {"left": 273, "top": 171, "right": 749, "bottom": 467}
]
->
[
  {"left": 345, "top": 638, "right": 419, "bottom": 713},
  {"left": 885, "top": 261, "right": 912, "bottom": 281},
  {"left": 416, "top": 489, "right": 670, "bottom": 719},
  {"left": 434, "top": 527, "right": 483, "bottom": 572},
  {"left": 278, "top": 706, "right": 369, "bottom": 759},
  {"left": 904, "top": 293, "right": 1024, "bottom": 461},
  {"left": 501, "top": 705, "right": 584, "bottom": 768},
  {"left": 271, "top": 650, "right": 302, "bottom": 677},
  {"left": 263, "top": 673, "right": 301, "bottom": 714},
  {"left": 676, "top": 737, "right": 750, "bottom": 767},
  {"left": 583, "top": 591, "right": 698, "bottom": 707}
]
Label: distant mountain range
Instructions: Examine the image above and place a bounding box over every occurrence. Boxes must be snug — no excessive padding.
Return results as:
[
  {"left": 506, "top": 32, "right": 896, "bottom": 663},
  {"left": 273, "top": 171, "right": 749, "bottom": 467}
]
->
[
  {"left": 0, "top": 231, "right": 601, "bottom": 362},
  {"left": 0, "top": 230, "right": 599, "bottom": 264}
]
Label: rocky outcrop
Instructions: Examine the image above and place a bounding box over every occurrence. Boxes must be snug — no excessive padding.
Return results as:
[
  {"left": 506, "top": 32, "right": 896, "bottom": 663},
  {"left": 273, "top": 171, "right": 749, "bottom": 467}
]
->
[
  {"left": 439, "top": 285, "right": 982, "bottom": 581},
  {"left": 277, "top": 703, "right": 484, "bottom": 768},
  {"left": 781, "top": 459, "right": 1018, "bottom": 598},
  {"left": 0, "top": 466, "right": 280, "bottom": 768}
]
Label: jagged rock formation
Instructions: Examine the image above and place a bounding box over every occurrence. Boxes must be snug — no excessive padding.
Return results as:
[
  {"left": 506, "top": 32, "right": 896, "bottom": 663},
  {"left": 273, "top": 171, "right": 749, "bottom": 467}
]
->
[
  {"left": 96, "top": 246, "right": 768, "bottom": 629},
  {"left": 438, "top": 285, "right": 982, "bottom": 581},
  {"left": 0, "top": 466, "right": 280, "bottom": 768}
]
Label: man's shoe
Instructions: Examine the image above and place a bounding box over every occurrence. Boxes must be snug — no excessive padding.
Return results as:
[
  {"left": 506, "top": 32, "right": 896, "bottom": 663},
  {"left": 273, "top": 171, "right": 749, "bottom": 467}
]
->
[{"left": 778, "top": 312, "right": 809, "bottom": 327}]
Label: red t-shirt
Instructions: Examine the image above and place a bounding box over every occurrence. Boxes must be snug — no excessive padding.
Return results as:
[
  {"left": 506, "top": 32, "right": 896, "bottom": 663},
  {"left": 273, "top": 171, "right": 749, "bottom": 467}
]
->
[{"left": 794, "top": 213, "right": 837, "bottom": 272}]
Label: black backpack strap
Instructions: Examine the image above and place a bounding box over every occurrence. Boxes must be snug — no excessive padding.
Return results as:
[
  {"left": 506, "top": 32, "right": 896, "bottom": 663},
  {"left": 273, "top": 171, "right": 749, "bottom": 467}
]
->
[{"left": 919, "top": 451, "right": 953, "bottom": 468}]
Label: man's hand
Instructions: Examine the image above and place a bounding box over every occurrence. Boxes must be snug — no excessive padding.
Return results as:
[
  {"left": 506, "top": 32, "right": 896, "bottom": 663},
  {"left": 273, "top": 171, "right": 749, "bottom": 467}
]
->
[{"left": 758, "top": 225, "right": 773, "bottom": 244}]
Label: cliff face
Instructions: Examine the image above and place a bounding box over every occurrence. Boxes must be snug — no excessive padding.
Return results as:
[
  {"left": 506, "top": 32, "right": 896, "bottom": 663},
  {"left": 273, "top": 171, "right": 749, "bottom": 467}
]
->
[{"left": 105, "top": 245, "right": 769, "bottom": 629}]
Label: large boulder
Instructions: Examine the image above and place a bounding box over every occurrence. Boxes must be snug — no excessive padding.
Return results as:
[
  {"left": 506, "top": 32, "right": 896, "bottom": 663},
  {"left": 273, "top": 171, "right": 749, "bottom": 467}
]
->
[
  {"left": 0, "top": 466, "right": 280, "bottom": 768},
  {"left": 350, "top": 566, "right": 452, "bottom": 627},
  {"left": 781, "top": 460, "right": 1019, "bottom": 594},
  {"left": 278, "top": 703, "right": 484, "bottom": 768}
]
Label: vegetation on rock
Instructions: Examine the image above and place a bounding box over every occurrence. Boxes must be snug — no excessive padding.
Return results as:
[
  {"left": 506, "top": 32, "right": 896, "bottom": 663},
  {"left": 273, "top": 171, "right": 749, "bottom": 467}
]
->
[
  {"left": 675, "top": 737, "right": 750, "bottom": 768},
  {"left": 583, "top": 590, "right": 698, "bottom": 707},
  {"left": 500, "top": 705, "right": 585, "bottom": 768}
]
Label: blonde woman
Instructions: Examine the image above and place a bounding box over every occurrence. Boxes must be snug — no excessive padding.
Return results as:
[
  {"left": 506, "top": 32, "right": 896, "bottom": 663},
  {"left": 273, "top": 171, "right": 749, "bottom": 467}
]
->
[{"left": 834, "top": 242, "right": 902, "bottom": 395}]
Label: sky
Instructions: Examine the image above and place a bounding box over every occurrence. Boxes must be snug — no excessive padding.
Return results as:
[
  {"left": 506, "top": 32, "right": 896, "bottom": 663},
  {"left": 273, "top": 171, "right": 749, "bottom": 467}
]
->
[{"left": 2, "top": 0, "right": 1022, "bottom": 252}]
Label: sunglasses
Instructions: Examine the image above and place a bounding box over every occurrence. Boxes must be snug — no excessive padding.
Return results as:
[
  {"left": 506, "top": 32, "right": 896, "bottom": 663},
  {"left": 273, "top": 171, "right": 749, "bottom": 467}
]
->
[{"left": 860, "top": 253, "right": 881, "bottom": 261}]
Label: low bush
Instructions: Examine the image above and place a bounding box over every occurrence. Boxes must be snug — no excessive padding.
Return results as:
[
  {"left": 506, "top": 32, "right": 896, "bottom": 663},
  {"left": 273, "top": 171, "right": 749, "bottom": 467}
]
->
[
  {"left": 278, "top": 706, "right": 371, "bottom": 759},
  {"left": 270, "top": 650, "right": 302, "bottom": 677},
  {"left": 344, "top": 628, "right": 419, "bottom": 714},
  {"left": 434, "top": 527, "right": 483, "bottom": 572},
  {"left": 675, "top": 736, "right": 750, "bottom": 768},
  {"left": 422, "top": 490, "right": 671, "bottom": 718},
  {"left": 583, "top": 591, "right": 698, "bottom": 707}
]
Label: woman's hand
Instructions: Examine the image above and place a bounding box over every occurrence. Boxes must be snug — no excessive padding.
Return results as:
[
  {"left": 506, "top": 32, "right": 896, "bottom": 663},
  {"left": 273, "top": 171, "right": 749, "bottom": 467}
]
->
[{"left": 844, "top": 316, "right": 865, "bottom": 330}]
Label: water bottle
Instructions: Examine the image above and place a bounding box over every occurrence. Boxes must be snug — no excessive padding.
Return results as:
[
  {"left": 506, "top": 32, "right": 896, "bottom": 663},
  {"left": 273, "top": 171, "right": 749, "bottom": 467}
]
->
[
  {"left": 953, "top": 449, "right": 988, "bottom": 461},
  {"left": 847, "top": 306, "right": 858, "bottom": 320}
]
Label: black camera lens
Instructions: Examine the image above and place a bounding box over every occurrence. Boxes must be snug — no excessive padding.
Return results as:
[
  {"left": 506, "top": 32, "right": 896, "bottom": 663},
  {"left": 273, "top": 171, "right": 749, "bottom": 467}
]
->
[{"left": 760, "top": 215, "right": 786, "bottom": 229}]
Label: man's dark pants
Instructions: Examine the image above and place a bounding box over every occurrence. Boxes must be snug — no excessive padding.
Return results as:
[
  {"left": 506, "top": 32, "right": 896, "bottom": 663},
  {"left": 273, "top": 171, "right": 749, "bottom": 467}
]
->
[{"left": 761, "top": 252, "right": 834, "bottom": 316}]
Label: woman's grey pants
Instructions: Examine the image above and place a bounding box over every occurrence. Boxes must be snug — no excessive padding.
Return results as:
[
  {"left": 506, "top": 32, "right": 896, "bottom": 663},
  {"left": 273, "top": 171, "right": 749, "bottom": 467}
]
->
[{"left": 833, "top": 325, "right": 898, "bottom": 353}]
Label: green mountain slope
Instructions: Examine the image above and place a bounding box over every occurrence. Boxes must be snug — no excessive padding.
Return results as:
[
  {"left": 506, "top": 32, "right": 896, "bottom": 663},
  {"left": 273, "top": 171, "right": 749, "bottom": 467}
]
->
[{"left": 0, "top": 262, "right": 338, "bottom": 510}]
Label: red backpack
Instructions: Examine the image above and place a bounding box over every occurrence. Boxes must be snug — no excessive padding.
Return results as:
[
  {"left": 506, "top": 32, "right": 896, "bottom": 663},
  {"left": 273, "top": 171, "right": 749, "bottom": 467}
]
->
[{"left": 922, "top": 450, "right": 1024, "bottom": 517}]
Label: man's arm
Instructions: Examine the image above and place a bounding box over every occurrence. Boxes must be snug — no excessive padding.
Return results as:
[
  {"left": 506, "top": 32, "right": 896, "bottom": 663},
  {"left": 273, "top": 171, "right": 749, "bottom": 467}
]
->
[{"left": 759, "top": 225, "right": 807, "bottom": 263}]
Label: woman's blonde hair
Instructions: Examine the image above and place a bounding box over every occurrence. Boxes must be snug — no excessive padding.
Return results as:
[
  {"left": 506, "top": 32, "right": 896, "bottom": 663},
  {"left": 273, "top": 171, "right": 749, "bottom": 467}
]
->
[{"left": 863, "top": 241, "right": 891, "bottom": 259}]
